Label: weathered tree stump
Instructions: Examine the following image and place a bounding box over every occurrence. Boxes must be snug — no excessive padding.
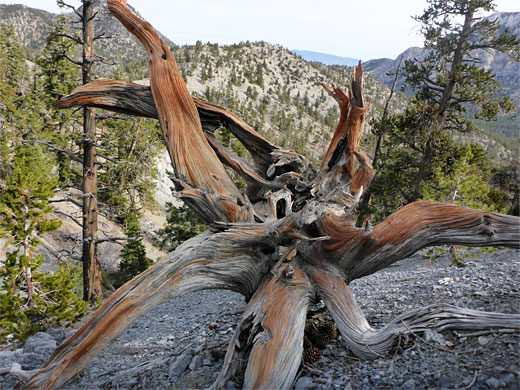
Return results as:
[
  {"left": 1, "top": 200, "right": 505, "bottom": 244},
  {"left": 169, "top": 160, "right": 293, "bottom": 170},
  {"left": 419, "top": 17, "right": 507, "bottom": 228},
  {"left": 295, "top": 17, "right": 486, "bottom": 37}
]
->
[{"left": 26, "top": 1, "right": 520, "bottom": 388}]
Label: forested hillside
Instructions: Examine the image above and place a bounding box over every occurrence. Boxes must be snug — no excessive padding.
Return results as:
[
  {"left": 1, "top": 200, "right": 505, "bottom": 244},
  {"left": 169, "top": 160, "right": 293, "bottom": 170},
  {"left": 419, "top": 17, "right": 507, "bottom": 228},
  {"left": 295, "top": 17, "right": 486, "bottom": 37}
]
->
[{"left": 0, "top": 3, "right": 407, "bottom": 161}]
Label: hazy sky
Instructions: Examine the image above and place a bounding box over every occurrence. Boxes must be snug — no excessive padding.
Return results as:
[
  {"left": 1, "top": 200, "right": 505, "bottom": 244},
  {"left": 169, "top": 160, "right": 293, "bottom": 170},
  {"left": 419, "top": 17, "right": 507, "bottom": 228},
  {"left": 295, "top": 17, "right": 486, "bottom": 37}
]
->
[{"left": 1, "top": 0, "right": 519, "bottom": 60}]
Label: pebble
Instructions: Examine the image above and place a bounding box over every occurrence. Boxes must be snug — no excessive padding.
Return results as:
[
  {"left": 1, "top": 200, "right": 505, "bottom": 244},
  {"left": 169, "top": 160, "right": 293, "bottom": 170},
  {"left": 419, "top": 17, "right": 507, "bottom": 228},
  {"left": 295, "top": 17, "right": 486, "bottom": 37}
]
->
[
  {"left": 402, "top": 378, "right": 416, "bottom": 389},
  {"left": 189, "top": 354, "right": 202, "bottom": 371},
  {"left": 424, "top": 329, "right": 446, "bottom": 345},
  {"left": 295, "top": 376, "right": 314, "bottom": 389},
  {"left": 168, "top": 349, "right": 193, "bottom": 379},
  {"left": 485, "top": 377, "right": 500, "bottom": 389}
]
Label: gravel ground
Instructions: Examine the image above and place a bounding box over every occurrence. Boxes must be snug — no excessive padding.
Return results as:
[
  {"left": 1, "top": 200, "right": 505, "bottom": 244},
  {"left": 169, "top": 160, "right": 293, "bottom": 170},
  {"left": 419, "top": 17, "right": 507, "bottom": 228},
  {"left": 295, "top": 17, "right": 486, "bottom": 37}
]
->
[{"left": 1, "top": 248, "right": 519, "bottom": 389}]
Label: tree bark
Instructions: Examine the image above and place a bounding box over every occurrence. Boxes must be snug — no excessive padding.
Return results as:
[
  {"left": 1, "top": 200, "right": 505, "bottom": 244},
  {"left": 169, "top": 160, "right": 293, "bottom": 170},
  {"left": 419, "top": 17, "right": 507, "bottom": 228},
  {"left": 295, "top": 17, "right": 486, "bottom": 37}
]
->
[
  {"left": 81, "top": 0, "right": 102, "bottom": 303},
  {"left": 25, "top": 1, "right": 520, "bottom": 389},
  {"left": 106, "top": 0, "right": 251, "bottom": 224}
]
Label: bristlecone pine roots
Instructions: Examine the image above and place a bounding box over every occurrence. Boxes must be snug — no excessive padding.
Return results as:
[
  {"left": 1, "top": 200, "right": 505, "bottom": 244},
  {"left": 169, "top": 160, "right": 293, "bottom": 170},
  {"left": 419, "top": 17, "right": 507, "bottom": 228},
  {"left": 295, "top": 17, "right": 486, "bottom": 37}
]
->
[{"left": 24, "top": 1, "right": 520, "bottom": 389}]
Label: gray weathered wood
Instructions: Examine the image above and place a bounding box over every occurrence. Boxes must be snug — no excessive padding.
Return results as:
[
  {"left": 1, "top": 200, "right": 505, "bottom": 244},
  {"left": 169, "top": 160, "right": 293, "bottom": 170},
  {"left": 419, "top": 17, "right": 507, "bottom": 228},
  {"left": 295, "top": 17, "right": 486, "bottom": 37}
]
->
[{"left": 25, "top": 1, "right": 520, "bottom": 389}]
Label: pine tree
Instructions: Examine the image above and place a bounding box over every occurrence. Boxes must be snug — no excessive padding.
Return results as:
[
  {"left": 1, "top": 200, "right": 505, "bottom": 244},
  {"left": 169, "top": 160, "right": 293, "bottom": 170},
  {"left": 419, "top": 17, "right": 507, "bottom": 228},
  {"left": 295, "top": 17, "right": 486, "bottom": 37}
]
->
[
  {"left": 403, "top": 0, "right": 519, "bottom": 196},
  {"left": 36, "top": 15, "right": 80, "bottom": 132},
  {"left": 33, "top": 15, "right": 81, "bottom": 186},
  {"left": 114, "top": 211, "right": 152, "bottom": 288},
  {"left": 421, "top": 144, "right": 504, "bottom": 212},
  {"left": 365, "top": 0, "right": 519, "bottom": 221},
  {"left": 255, "top": 63, "right": 264, "bottom": 89},
  {"left": 154, "top": 201, "right": 207, "bottom": 252},
  {"left": 0, "top": 145, "right": 88, "bottom": 343},
  {"left": 97, "top": 112, "right": 162, "bottom": 218},
  {"left": 404, "top": 0, "right": 518, "bottom": 132},
  {"left": 0, "top": 24, "right": 30, "bottom": 177}
]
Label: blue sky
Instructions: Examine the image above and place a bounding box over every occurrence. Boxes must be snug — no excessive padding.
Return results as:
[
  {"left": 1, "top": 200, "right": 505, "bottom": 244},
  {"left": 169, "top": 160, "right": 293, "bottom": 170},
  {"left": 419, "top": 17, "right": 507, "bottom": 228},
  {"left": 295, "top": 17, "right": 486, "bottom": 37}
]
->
[{"left": 2, "top": 0, "right": 519, "bottom": 60}]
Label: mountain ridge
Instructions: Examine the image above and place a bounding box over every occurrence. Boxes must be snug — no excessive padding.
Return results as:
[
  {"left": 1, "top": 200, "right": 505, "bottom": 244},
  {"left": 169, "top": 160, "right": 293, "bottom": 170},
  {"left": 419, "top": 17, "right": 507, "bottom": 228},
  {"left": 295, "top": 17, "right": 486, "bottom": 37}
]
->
[{"left": 291, "top": 49, "right": 359, "bottom": 67}]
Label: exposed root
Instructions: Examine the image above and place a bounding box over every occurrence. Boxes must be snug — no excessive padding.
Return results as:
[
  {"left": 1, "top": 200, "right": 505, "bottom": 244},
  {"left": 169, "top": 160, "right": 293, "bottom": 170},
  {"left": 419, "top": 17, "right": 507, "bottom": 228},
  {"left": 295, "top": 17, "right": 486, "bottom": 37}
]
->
[
  {"left": 311, "top": 269, "right": 520, "bottom": 359},
  {"left": 25, "top": 232, "right": 270, "bottom": 389},
  {"left": 213, "top": 263, "right": 313, "bottom": 390}
]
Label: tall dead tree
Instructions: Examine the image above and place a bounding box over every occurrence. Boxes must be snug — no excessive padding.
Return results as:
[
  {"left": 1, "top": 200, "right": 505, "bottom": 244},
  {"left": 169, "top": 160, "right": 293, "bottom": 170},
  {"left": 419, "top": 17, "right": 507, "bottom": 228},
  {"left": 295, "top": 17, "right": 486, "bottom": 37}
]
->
[
  {"left": 57, "top": 0, "right": 103, "bottom": 302},
  {"left": 26, "top": 1, "right": 520, "bottom": 389},
  {"left": 80, "top": 0, "right": 102, "bottom": 303}
]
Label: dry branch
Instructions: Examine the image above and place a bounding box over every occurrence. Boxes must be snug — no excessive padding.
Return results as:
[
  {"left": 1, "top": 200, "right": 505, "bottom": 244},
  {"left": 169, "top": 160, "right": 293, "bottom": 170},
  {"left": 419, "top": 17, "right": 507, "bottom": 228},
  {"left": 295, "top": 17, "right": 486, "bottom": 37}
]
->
[
  {"left": 213, "top": 264, "right": 313, "bottom": 390},
  {"left": 57, "top": 80, "right": 307, "bottom": 181},
  {"left": 312, "top": 201, "right": 520, "bottom": 281},
  {"left": 25, "top": 226, "right": 283, "bottom": 389},
  {"left": 311, "top": 269, "right": 519, "bottom": 360},
  {"left": 107, "top": 0, "right": 251, "bottom": 223}
]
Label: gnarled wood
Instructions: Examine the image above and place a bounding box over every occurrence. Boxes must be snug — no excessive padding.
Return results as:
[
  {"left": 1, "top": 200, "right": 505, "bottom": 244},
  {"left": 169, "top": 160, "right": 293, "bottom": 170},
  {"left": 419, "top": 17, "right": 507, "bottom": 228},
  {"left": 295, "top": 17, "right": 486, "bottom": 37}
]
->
[
  {"left": 310, "top": 65, "right": 372, "bottom": 213},
  {"left": 213, "top": 263, "right": 312, "bottom": 390},
  {"left": 312, "top": 269, "right": 520, "bottom": 359},
  {"left": 56, "top": 81, "right": 312, "bottom": 203},
  {"left": 310, "top": 200, "right": 520, "bottom": 281},
  {"left": 25, "top": 1, "right": 520, "bottom": 388},
  {"left": 25, "top": 222, "right": 296, "bottom": 389},
  {"left": 107, "top": 0, "right": 250, "bottom": 223}
]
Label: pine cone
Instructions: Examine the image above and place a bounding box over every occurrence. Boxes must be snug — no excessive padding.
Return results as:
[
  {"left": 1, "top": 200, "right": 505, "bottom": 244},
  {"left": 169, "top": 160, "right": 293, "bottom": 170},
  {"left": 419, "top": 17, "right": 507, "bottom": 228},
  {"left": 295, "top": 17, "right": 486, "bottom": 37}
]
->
[
  {"left": 303, "top": 344, "right": 321, "bottom": 364},
  {"left": 318, "top": 321, "right": 338, "bottom": 345},
  {"left": 305, "top": 321, "right": 338, "bottom": 349}
]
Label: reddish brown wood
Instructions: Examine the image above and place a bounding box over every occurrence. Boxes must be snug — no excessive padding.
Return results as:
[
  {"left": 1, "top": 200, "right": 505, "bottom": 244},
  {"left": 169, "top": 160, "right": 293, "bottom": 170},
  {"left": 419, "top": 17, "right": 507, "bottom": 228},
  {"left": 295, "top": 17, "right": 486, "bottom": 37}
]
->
[
  {"left": 107, "top": 0, "right": 251, "bottom": 223},
  {"left": 56, "top": 80, "right": 309, "bottom": 184},
  {"left": 24, "top": 2, "right": 520, "bottom": 389},
  {"left": 312, "top": 200, "right": 520, "bottom": 280}
]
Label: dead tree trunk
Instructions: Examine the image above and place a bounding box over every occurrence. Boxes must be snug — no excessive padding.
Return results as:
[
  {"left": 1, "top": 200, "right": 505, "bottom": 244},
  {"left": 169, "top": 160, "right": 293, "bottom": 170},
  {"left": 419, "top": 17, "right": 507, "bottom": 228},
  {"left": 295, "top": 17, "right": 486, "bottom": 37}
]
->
[
  {"left": 81, "top": 0, "right": 102, "bottom": 303},
  {"left": 26, "top": 1, "right": 520, "bottom": 389}
]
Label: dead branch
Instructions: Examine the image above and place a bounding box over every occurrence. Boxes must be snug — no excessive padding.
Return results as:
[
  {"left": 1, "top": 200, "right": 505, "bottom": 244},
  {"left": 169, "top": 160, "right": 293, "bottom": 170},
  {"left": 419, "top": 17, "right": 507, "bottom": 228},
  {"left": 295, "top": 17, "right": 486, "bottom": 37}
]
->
[{"left": 311, "top": 269, "right": 520, "bottom": 360}]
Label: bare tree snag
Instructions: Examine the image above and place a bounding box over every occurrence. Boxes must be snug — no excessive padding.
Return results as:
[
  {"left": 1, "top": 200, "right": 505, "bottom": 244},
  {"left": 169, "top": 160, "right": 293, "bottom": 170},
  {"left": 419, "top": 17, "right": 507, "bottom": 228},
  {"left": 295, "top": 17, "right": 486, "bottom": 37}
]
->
[
  {"left": 81, "top": 0, "right": 102, "bottom": 303},
  {"left": 26, "top": 1, "right": 520, "bottom": 389}
]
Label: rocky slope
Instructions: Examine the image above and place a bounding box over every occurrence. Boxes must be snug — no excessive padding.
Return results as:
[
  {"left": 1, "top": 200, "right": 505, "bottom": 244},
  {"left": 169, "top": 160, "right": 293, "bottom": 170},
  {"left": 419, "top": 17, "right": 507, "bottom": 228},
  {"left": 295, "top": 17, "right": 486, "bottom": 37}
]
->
[
  {"left": 171, "top": 41, "right": 405, "bottom": 160},
  {"left": 1, "top": 249, "right": 518, "bottom": 389},
  {"left": 0, "top": 4, "right": 55, "bottom": 52}
]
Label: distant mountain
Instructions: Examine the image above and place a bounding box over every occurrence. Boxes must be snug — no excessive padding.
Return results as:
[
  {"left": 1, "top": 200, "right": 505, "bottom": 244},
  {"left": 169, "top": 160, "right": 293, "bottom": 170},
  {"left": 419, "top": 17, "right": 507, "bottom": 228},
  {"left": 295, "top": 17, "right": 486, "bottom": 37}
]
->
[
  {"left": 0, "top": 2, "right": 174, "bottom": 75},
  {"left": 362, "top": 46, "right": 425, "bottom": 92},
  {"left": 292, "top": 50, "right": 359, "bottom": 67},
  {"left": 0, "top": 4, "right": 55, "bottom": 52}
]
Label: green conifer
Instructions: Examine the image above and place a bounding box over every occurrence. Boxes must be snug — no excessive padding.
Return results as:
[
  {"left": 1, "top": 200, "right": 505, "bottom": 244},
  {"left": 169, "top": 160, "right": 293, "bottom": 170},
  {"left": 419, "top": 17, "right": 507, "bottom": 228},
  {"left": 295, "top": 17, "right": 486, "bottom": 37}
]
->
[
  {"left": 114, "top": 211, "right": 152, "bottom": 288},
  {"left": 0, "top": 145, "right": 88, "bottom": 343},
  {"left": 154, "top": 201, "right": 207, "bottom": 252}
]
